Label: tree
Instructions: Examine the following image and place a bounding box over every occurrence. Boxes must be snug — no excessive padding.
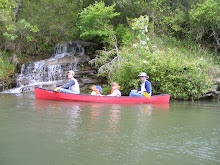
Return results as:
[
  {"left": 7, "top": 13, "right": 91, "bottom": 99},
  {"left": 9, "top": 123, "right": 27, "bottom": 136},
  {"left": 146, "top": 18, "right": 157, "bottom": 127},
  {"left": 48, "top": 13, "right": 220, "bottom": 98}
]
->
[
  {"left": 78, "top": 1, "right": 120, "bottom": 77},
  {"left": 189, "top": 0, "right": 220, "bottom": 51},
  {"left": 0, "top": 0, "right": 39, "bottom": 63},
  {"left": 18, "top": 0, "right": 82, "bottom": 57},
  {"left": 78, "top": 1, "right": 120, "bottom": 48}
]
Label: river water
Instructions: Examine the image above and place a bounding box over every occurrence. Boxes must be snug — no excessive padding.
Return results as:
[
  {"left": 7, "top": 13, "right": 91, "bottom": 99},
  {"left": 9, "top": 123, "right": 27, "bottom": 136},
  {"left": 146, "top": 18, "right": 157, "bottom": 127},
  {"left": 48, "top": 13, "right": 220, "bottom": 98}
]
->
[{"left": 0, "top": 93, "right": 219, "bottom": 165}]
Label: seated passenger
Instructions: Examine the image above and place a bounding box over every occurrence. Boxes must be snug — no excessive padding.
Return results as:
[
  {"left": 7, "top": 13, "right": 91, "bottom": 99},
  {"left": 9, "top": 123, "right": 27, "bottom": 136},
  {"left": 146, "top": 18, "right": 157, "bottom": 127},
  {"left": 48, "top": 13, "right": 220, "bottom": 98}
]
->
[
  {"left": 91, "top": 85, "right": 103, "bottom": 95},
  {"left": 129, "top": 72, "right": 152, "bottom": 97},
  {"left": 54, "top": 70, "right": 80, "bottom": 94},
  {"left": 107, "top": 82, "right": 121, "bottom": 96}
]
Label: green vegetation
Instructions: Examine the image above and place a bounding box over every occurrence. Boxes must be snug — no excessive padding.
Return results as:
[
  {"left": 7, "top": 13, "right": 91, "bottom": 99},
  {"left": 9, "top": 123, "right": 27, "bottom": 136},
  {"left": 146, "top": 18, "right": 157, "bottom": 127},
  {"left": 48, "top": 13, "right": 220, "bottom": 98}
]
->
[
  {"left": 0, "top": 0, "right": 219, "bottom": 99},
  {"left": 0, "top": 52, "right": 15, "bottom": 80}
]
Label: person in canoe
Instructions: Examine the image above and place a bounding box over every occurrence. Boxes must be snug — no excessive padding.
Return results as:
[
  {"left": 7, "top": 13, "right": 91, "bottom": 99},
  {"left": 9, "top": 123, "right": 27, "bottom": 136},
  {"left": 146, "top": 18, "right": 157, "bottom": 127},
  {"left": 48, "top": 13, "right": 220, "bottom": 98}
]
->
[
  {"left": 91, "top": 85, "right": 103, "bottom": 95},
  {"left": 129, "top": 72, "right": 152, "bottom": 97},
  {"left": 54, "top": 70, "right": 80, "bottom": 94},
  {"left": 107, "top": 82, "right": 121, "bottom": 96}
]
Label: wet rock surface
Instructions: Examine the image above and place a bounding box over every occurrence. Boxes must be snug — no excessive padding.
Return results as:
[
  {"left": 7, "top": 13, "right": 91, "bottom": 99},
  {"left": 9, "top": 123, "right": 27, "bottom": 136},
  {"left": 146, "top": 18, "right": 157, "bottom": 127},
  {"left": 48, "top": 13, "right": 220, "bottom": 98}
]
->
[
  {"left": 199, "top": 78, "right": 220, "bottom": 101},
  {"left": 0, "top": 41, "right": 104, "bottom": 94}
]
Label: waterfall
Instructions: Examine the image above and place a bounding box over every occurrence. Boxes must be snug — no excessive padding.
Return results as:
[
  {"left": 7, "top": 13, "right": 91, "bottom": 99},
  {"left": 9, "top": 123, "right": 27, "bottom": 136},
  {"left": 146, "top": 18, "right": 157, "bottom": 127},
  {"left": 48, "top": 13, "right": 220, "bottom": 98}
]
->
[
  {"left": 2, "top": 41, "right": 88, "bottom": 93},
  {"left": 54, "top": 41, "right": 85, "bottom": 58}
]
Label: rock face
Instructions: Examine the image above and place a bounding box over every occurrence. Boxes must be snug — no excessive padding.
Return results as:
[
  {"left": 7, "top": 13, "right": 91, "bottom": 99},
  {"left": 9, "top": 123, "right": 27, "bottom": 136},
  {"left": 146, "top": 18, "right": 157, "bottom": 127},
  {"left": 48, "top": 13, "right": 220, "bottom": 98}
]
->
[
  {"left": 0, "top": 79, "right": 17, "bottom": 91},
  {"left": 0, "top": 41, "right": 104, "bottom": 93}
]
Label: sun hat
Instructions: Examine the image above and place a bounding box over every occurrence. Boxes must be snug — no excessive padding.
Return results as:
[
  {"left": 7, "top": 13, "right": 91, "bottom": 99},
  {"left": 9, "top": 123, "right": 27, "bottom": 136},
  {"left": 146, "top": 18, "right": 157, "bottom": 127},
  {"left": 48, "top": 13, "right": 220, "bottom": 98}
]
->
[
  {"left": 138, "top": 72, "right": 149, "bottom": 79},
  {"left": 68, "top": 70, "right": 75, "bottom": 75}
]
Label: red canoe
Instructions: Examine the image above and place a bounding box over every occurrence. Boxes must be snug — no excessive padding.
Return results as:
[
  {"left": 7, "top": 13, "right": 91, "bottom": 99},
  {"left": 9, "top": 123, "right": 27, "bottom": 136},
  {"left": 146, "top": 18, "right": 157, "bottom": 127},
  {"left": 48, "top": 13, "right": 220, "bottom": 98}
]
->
[{"left": 34, "top": 87, "right": 170, "bottom": 104}]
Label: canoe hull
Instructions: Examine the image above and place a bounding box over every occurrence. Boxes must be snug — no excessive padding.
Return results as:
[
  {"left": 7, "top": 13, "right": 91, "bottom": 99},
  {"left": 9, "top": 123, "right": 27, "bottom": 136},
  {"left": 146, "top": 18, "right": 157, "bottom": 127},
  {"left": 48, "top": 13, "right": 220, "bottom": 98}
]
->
[{"left": 34, "top": 87, "right": 170, "bottom": 104}]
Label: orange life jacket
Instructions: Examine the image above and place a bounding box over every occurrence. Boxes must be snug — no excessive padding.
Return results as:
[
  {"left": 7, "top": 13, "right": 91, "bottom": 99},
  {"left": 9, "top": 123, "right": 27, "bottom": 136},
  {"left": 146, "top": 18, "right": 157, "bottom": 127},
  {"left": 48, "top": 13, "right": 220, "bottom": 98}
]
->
[
  {"left": 110, "top": 86, "right": 121, "bottom": 94},
  {"left": 91, "top": 86, "right": 101, "bottom": 95}
]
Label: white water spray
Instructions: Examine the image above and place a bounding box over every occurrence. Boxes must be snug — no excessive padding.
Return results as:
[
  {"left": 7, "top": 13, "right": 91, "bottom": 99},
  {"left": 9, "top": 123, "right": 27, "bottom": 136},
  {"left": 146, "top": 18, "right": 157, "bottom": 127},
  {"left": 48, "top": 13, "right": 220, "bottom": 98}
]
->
[{"left": 2, "top": 41, "right": 86, "bottom": 93}]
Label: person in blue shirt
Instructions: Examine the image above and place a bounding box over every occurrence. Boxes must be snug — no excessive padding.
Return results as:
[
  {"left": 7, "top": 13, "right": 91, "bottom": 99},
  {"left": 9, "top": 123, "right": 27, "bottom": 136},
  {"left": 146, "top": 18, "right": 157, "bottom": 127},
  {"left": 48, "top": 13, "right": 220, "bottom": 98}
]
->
[
  {"left": 129, "top": 72, "right": 152, "bottom": 97},
  {"left": 54, "top": 70, "right": 80, "bottom": 94}
]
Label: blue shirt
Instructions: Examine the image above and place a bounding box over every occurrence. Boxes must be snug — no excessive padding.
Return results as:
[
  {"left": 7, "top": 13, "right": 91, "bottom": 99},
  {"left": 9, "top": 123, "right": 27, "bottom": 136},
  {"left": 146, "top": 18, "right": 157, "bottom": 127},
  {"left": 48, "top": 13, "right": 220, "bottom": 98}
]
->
[{"left": 137, "top": 80, "right": 152, "bottom": 96}]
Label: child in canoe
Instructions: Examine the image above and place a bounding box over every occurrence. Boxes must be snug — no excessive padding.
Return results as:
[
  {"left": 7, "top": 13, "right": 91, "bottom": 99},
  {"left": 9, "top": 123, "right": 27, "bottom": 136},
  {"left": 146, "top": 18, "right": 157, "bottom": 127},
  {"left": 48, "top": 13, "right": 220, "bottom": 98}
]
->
[
  {"left": 107, "top": 82, "right": 121, "bottom": 97},
  {"left": 91, "top": 85, "right": 103, "bottom": 95}
]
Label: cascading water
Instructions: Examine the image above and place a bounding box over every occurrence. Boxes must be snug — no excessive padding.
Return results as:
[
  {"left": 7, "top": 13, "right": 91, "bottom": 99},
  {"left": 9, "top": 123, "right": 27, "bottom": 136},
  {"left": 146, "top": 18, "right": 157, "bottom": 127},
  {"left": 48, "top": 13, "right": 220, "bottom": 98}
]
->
[
  {"left": 2, "top": 41, "right": 89, "bottom": 93},
  {"left": 54, "top": 41, "right": 85, "bottom": 58}
]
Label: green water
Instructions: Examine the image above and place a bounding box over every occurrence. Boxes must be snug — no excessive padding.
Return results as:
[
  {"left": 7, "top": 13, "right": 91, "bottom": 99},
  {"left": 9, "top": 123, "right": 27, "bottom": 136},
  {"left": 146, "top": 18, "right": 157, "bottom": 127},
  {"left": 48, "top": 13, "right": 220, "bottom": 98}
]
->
[{"left": 0, "top": 93, "right": 219, "bottom": 165}]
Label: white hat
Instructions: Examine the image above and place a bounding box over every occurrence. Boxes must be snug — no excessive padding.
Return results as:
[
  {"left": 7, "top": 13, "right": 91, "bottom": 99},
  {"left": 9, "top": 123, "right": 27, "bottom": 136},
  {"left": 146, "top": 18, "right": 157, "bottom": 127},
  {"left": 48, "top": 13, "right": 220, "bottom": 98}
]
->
[
  {"left": 68, "top": 70, "right": 75, "bottom": 75},
  {"left": 138, "top": 72, "right": 149, "bottom": 78}
]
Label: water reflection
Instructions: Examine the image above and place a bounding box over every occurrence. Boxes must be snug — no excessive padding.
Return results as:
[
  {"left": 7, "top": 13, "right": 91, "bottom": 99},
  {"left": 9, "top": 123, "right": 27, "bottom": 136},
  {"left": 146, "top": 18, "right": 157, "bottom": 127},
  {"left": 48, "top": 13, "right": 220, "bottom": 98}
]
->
[
  {"left": 34, "top": 100, "right": 169, "bottom": 117},
  {"left": 34, "top": 100, "right": 170, "bottom": 134},
  {"left": 2, "top": 95, "right": 220, "bottom": 165},
  {"left": 108, "top": 105, "right": 121, "bottom": 133},
  {"left": 34, "top": 100, "right": 169, "bottom": 125},
  {"left": 34, "top": 100, "right": 172, "bottom": 164}
]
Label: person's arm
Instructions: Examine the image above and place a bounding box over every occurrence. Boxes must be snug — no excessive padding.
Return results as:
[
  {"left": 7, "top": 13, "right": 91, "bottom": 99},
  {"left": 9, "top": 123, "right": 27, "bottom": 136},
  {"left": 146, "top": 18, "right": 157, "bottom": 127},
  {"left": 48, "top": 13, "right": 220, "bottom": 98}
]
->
[
  {"left": 144, "top": 81, "right": 151, "bottom": 94},
  {"left": 61, "top": 79, "right": 75, "bottom": 89}
]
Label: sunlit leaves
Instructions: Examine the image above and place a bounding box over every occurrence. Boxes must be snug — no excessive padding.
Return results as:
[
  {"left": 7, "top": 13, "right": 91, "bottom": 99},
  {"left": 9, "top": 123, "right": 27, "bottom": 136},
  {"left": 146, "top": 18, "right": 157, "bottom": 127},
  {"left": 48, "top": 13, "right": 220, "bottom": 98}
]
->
[
  {"left": 0, "top": 0, "right": 39, "bottom": 43},
  {"left": 78, "top": 1, "right": 120, "bottom": 39}
]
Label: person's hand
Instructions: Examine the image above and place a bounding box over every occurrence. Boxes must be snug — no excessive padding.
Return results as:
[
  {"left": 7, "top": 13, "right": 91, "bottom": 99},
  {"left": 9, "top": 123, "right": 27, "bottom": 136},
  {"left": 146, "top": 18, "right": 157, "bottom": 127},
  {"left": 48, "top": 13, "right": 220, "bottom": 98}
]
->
[{"left": 54, "top": 87, "right": 61, "bottom": 92}]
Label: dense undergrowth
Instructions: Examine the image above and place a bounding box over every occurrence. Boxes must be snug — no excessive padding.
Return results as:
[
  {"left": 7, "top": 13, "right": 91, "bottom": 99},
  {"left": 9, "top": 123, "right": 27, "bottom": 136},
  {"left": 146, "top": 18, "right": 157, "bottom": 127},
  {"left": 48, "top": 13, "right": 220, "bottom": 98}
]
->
[
  {"left": 110, "top": 36, "right": 219, "bottom": 100},
  {"left": 0, "top": 1, "right": 219, "bottom": 100},
  {"left": 89, "top": 15, "right": 219, "bottom": 100},
  {"left": 0, "top": 34, "right": 219, "bottom": 100},
  {"left": 0, "top": 52, "right": 15, "bottom": 80}
]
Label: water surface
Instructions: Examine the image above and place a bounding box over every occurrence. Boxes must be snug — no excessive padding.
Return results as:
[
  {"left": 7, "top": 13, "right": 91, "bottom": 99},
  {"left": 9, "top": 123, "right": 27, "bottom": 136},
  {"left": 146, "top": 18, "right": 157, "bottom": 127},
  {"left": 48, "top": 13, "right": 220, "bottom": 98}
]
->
[{"left": 0, "top": 93, "right": 219, "bottom": 165}]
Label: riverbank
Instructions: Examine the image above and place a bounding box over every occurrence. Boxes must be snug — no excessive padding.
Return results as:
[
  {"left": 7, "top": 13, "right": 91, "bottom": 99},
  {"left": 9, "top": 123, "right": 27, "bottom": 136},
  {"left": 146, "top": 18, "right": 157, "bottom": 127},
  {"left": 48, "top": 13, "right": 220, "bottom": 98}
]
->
[{"left": 0, "top": 37, "right": 219, "bottom": 101}]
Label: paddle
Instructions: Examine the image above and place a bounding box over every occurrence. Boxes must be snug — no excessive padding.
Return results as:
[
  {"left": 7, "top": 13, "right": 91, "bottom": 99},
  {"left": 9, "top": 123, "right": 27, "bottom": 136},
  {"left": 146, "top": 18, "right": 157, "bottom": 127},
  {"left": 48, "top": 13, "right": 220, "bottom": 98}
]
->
[{"left": 142, "top": 92, "right": 150, "bottom": 98}]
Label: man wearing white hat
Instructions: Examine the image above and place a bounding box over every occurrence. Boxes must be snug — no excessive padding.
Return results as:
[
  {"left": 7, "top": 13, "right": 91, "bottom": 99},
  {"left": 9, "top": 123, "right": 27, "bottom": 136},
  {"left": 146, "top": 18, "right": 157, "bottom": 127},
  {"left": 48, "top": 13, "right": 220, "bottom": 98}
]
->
[
  {"left": 54, "top": 70, "right": 80, "bottom": 94},
  {"left": 129, "top": 72, "right": 152, "bottom": 97}
]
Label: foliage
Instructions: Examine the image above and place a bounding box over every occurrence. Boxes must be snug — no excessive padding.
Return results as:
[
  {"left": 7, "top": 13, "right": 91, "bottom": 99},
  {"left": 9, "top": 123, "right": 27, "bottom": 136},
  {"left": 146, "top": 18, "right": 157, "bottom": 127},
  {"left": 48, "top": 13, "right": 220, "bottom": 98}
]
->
[
  {"left": 0, "top": 0, "right": 219, "bottom": 99},
  {"left": 189, "top": 0, "right": 220, "bottom": 48},
  {"left": 94, "top": 15, "right": 216, "bottom": 100},
  {"left": 0, "top": 52, "right": 15, "bottom": 79},
  {"left": 79, "top": 1, "right": 122, "bottom": 78},
  {"left": 0, "top": 0, "right": 39, "bottom": 62},
  {"left": 0, "top": 0, "right": 219, "bottom": 60},
  {"left": 78, "top": 1, "right": 119, "bottom": 45},
  {"left": 114, "top": 24, "right": 132, "bottom": 46},
  {"left": 155, "top": 0, "right": 220, "bottom": 51},
  {"left": 101, "top": 86, "right": 111, "bottom": 95},
  {"left": 18, "top": 0, "right": 82, "bottom": 56}
]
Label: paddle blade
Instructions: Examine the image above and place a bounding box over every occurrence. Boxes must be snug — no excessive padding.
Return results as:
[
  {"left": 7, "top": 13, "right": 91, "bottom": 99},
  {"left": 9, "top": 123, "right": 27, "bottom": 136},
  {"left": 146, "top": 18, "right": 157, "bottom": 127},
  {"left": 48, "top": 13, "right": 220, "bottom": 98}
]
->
[{"left": 142, "top": 92, "right": 150, "bottom": 98}]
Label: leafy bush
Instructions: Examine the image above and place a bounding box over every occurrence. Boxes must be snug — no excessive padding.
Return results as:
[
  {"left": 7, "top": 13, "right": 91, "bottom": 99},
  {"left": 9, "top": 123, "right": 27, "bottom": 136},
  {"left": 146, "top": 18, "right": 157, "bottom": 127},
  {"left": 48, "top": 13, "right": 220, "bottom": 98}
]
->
[
  {"left": 111, "top": 43, "right": 212, "bottom": 100},
  {"left": 93, "top": 15, "right": 217, "bottom": 100},
  {"left": 0, "top": 52, "right": 15, "bottom": 79}
]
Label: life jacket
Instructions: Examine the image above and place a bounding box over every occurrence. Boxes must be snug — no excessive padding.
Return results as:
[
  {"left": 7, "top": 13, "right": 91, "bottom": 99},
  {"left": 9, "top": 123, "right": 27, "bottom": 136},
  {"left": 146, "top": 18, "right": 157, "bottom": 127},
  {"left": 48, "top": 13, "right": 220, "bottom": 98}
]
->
[
  {"left": 110, "top": 86, "right": 121, "bottom": 94},
  {"left": 91, "top": 86, "right": 101, "bottom": 95}
]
